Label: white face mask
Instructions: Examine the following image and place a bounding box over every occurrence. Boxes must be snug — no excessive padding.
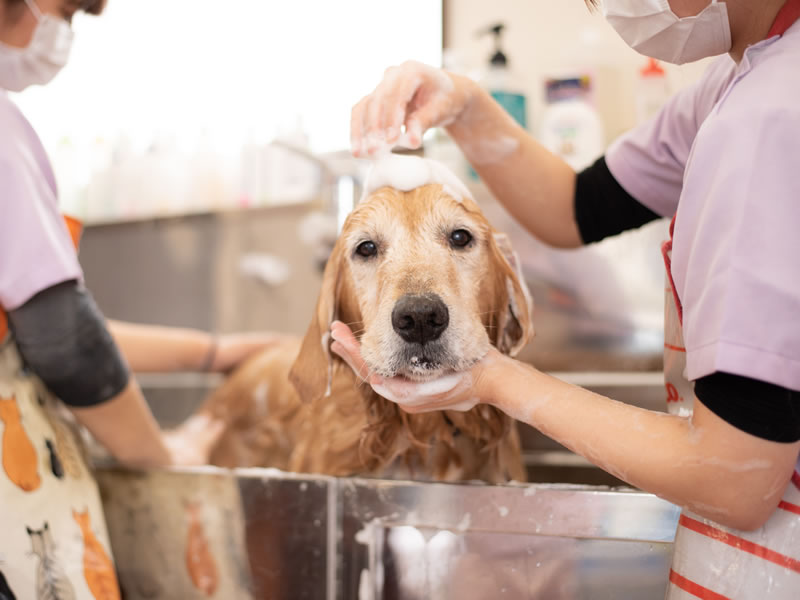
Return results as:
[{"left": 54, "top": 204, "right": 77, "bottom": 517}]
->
[
  {"left": 603, "top": 0, "right": 732, "bottom": 65},
  {"left": 0, "top": 0, "right": 74, "bottom": 92}
]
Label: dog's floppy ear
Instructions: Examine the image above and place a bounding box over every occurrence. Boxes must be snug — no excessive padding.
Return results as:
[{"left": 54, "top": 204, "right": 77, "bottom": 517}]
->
[
  {"left": 289, "top": 241, "right": 360, "bottom": 403},
  {"left": 487, "top": 232, "right": 534, "bottom": 356}
]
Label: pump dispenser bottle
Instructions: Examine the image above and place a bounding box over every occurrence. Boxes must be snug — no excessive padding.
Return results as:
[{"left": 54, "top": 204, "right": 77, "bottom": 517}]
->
[{"left": 479, "top": 23, "right": 528, "bottom": 130}]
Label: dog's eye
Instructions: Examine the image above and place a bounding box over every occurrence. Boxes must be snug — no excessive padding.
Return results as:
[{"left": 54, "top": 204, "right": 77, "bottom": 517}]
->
[
  {"left": 355, "top": 240, "right": 378, "bottom": 258},
  {"left": 449, "top": 229, "right": 473, "bottom": 248}
]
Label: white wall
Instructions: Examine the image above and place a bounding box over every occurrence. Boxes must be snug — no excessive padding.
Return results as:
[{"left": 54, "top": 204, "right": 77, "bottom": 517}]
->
[
  {"left": 444, "top": 0, "right": 712, "bottom": 143},
  {"left": 16, "top": 0, "right": 442, "bottom": 155},
  {"left": 12, "top": 1, "right": 442, "bottom": 220}
]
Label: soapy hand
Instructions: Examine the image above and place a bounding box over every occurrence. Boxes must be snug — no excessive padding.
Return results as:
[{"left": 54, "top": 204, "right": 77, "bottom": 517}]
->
[
  {"left": 350, "top": 60, "right": 476, "bottom": 158},
  {"left": 162, "top": 414, "right": 226, "bottom": 466},
  {"left": 330, "top": 321, "right": 494, "bottom": 413}
]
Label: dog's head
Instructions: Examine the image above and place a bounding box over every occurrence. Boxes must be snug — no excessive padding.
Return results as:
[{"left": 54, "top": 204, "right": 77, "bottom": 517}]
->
[{"left": 289, "top": 160, "right": 533, "bottom": 404}]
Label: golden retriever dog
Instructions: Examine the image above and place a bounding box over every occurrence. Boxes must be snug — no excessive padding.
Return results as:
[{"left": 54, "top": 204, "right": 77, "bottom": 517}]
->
[{"left": 183, "top": 167, "right": 534, "bottom": 483}]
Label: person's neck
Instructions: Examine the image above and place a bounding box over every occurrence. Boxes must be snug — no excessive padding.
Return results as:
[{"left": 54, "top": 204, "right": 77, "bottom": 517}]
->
[{"left": 728, "top": 0, "right": 788, "bottom": 62}]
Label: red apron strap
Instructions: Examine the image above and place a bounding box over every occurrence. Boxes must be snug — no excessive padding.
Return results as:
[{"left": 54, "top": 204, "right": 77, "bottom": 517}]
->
[
  {"left": 768, "top": 0, "right": 800, "bottom": 38},
  {"left": 661, "top": 215, "right": 683, "bottom": 326}
]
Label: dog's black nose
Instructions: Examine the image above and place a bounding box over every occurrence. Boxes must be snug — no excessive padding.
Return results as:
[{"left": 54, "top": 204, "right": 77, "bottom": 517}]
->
[{"left": 392, "top": 294, "right": 449, "bottom": 345}]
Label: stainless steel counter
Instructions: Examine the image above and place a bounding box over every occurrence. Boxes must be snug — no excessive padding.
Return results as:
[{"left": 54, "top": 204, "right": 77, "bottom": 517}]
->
[{"left": 97, "top": 467, "right": 680, "bottom": 599}]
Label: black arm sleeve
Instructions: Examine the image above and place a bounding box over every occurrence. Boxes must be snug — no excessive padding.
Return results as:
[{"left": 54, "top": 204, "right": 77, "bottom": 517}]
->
[
  {"left": 574, "top": 156, "right": 662, "bottom": 244},
  {"left": 694, "top": 372, "right": 800, "bottom": 443},
  {"left": 7, "top": 280, "right": 130, "bottom": 407}
]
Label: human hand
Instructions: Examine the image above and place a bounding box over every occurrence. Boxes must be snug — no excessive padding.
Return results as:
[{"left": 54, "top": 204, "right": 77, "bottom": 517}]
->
[
  {"left": 329, "top": 320, "right": 499, "bottom": 413},
  {"left": 209, "top": 332, "right": 293, "bottom": 374},
  {"left": 162, "top": 415, "right": 226, "bottom": 466},
  {"left": 350, "top": 60, "right": 477, "bottom": 157}
]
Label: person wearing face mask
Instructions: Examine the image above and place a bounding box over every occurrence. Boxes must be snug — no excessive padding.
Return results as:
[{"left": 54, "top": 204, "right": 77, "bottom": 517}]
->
[
  {"left": 343, "top": 0, "right": 800, "bottom": 596},
  {"left": 0, "top": 1, "right": 286, "bottom": 595}
]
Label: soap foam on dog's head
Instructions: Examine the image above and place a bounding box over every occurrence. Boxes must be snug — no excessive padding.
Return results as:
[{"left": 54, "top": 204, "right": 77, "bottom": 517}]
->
[{"left": 363, "top": 154, "right": 473, "bottom": 204}]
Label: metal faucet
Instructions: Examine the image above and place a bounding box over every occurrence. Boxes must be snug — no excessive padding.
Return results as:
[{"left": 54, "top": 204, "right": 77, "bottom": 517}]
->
[{"left": 269, "top": 140, "right": 366, "bottom": 232}]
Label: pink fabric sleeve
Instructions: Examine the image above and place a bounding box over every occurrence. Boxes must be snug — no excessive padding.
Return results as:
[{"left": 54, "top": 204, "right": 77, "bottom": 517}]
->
[
  {"left": 674, "top": 100, "right": 800, "bottom": 391},
  {"left": 0, "top": 158, "right": 83, "bottom": 310},
  {"left": 605, "top": 57, "right": 736, "bottom": 217}
]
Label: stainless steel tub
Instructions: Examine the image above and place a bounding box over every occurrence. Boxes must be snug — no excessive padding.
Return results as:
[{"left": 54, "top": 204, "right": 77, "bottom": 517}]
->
[{"left": 97, "top": 467, "right": 679, "bottom": 599}]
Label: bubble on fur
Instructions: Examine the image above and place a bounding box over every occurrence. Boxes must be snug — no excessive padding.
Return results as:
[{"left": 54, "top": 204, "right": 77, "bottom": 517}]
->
[{"left": 363, "top": 154, "right": 473, "bottom": 203}]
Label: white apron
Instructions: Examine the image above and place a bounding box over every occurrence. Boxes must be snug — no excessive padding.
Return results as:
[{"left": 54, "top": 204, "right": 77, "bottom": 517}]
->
[
  {"left": 661, "top": 218, "right": 800, "bottom": 599},
  {"left": 0, "top": 335, "right": 121, "bottom": 600}
]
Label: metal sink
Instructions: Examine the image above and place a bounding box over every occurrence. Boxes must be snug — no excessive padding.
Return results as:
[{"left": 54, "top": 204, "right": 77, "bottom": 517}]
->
[
  {"left": 102, "top": 372, "right": 679, "bottom": 598},
  {"left": 97, "top": 466, "right": 679, "bottom": 600}
]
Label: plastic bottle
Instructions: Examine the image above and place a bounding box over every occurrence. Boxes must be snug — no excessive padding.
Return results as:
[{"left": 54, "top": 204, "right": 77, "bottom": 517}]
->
[
  {"left": 479, "top": 23, "right": 527, "bottom": 129},
  {"left": 635, "top": 58, "right": 670, "bottom": 125},
  {"left": 539, "top": 76, "right": 604, "bottom": 172},
  {"left": 469, "top": 23, "right": 528, "bottom": 180},
  {"left": 262, "top": 117, "right": 320, "bottom": 205}
]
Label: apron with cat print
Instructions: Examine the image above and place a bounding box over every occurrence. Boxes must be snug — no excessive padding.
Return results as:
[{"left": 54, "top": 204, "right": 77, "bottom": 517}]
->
[
  {"left": 0, "top": 216, "right": 121, "bottom": 600},
  {"left": 661, "top": 217, "right": 800, "bottom": 599}
]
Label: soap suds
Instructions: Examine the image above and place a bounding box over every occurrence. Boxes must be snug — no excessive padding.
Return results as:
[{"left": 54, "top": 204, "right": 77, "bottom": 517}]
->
[
  {"left": 455, "top": 512, "right": 472, "bottom": 532},
  {"left": 358, "top": 568, "right": 372, "bottom": 600},
  {"left": 321, "top": 331, "right": 333, "bottom": 397},
  {"left": 460, "top": 134, "right": 519, "bottom": 166},
  {"left": 372, "top": 372, "right": 477, "bottom": 411},
  {"left": 362, "top": 154, "right": 473, "bottom": 203},
  {"left": 253, "top": 382, "right": 269, "bottom": 416}
]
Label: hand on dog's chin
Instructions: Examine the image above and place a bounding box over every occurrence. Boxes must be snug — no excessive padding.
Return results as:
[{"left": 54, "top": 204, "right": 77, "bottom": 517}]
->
[
  {"left": 370, "top": 355, "right": 487, "bottom": 413},
  {"left": 330, "top": 320, "right": 483, "bottom": 413}
]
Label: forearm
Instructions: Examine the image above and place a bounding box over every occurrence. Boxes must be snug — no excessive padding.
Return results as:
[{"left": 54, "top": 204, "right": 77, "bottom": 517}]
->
[
  {"left": 69, "top": 379, "right": 169, "bottom": 468},
  {"left": 108, "top": 320, "right": 213, "bottom": 373},
  {"left": 483, "top": 358, "right": 799, "bottom": 530},
  {"left": 446, "top": 78, "right": 582, "bottom": 249}
]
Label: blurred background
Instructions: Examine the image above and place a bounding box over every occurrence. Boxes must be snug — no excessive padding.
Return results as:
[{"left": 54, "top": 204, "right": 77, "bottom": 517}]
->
[{"left": 12, "top": 0, "right": 714, "bottom": 483}]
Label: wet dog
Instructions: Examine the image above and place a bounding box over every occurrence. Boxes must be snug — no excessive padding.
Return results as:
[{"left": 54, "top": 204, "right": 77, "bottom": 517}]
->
[{"left": 182, "top": 173, "right": 533, "bottom": 483}]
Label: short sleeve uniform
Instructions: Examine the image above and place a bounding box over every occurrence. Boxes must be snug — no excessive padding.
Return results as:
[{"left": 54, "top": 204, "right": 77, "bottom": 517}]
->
[
  {"left": 0, "top": 90, "right": 82, "bottom": 311},
  {"left": 606, "top": 22, "right": 800, "bottom": 392}
]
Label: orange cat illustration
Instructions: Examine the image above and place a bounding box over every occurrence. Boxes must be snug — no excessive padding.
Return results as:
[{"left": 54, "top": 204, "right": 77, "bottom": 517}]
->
[
  {"left": 0, "top": 396, "right": 41, "bottom": 492},
  {"left": 72, "top": 509, "right": 121, "bottom": 600},
  {"left": 185, "top": 501, "right": 219, "bottom": 596}
]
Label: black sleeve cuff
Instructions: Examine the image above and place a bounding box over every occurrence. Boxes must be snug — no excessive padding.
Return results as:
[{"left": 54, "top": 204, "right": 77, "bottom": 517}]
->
[
  {"left": 8, "top": 280, "right": 130, "bottom": 407},
  {"left": 694, "top": 372, "right": 800, "bottom": 443},
  {"left": 574, "top": 156, "right": 662, "bottom": 244}
]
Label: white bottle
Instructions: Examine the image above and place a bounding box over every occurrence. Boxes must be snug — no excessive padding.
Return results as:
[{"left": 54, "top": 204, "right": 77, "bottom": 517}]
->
[
  {"left": 635, "top": 58, "right": 671, "bottom": 125},
  {"left": 539, "top": 76, "right": 604, "bottom": 172}
]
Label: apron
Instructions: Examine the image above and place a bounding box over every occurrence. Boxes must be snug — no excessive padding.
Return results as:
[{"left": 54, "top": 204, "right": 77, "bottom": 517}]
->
[
  {"left": 661, "top": 217, "right": 800, "bottom": 599},
  {"left": 0, "top": 216, "right": 121, "bottom": 600}
]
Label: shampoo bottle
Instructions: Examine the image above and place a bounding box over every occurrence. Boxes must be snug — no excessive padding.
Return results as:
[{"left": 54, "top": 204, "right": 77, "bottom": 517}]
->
[
  {"left": 539, "top": 76, "right": 604, "bottom": 172},
  {"left": 480, "top": 23, "right": 527, "bottom": 130},
  {"left": 469, "top": 23, "right": 528, "bottom": 180}
]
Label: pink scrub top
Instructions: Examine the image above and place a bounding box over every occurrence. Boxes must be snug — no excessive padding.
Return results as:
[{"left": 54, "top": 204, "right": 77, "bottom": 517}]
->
[
  {"left": 606, "top": 19, "right": 800, "bottom": 392},
  {"left": 0, "top": 90, "right": 83, "bottom": 314}
]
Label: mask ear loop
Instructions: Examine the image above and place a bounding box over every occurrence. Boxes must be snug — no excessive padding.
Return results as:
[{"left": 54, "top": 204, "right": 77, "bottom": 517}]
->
[{"left": 23, "top": 0, "right": 44, "bottom": 21}]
